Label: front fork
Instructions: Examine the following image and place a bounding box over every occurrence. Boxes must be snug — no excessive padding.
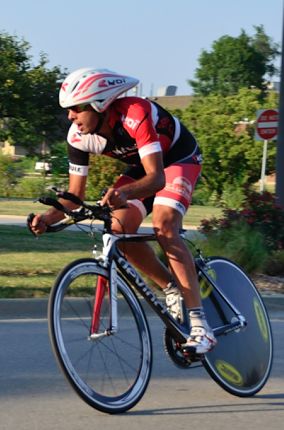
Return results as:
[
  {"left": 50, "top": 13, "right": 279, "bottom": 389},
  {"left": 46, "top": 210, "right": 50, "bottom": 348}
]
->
[
  {"left": 89, "top": 233, "right": 119, "bottom": 340},
  {"left": 89, "top": 260, "right": 118, "bottom": 340},
  {"left": 90, "top": 275, "right": 107, "bottom": 335}
]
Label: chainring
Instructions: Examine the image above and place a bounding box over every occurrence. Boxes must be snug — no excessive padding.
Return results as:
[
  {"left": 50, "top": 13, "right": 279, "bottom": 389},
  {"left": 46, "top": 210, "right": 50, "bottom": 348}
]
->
[{"left": 164, "top": 328, "right": 203, "bottom": 368}]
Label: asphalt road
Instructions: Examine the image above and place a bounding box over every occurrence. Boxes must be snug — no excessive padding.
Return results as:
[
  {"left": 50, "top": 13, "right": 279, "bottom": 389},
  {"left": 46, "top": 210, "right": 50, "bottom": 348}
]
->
[{"left": 0, "top": 308, "right": 283, "bottom": 430}]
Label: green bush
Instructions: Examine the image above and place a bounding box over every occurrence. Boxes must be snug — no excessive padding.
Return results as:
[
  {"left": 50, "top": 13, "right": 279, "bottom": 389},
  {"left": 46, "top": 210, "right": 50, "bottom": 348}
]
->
[
  {"left": 13, "top": 177, "right": 47, "bottom": 198},
  {"left": 220, "top": 182, "right": 245, "bottom": 209},
  {"left": 13, "top": 175, "right": 70, "bottom": 198},
  {"left": 49, "top": 141, "right": 69, "bottom": 175},
  {"left": 200, "top": 190, "right": 284, "bottom": 251},
  {"left": 263, "top": 251, "right": 284, "bottom": 277},
  {"left": 191, "top": 182, "right": 212, "bottom": 205},
  {"left": 0, "top": 154, "right": 24, "bottom": 197},
  {"left": 17, "top": 157, "right": 37, "bottom": 173},
  {"left": 198, "top": 190, "right": 284, "bottom": 276},
  {"left": 195, "top": 222, "right": 268, "bottom": 273},
  {"left": 208, "top": 190, "right": 220, "bottom": 207}
]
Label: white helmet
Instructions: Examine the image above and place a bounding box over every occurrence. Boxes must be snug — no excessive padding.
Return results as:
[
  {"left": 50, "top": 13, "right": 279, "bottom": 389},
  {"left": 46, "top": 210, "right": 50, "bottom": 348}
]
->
[{"left": 59, "top": 68, "right": 139, "bottom": 112}]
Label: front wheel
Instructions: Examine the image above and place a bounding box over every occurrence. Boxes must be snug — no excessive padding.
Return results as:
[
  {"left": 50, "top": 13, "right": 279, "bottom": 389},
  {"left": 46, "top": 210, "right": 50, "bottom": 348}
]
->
[
  {"left": 198, "top": 257, "right": 273, "bottom": 397},
  {"left": 48, "top": 258, "right": 152, "bottom": 414}
]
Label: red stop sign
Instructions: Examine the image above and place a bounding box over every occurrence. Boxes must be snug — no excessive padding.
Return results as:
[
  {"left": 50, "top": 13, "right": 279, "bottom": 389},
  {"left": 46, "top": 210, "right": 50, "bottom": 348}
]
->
[{"left": 256, "top": 109, "right": 278, "bottom": 140}]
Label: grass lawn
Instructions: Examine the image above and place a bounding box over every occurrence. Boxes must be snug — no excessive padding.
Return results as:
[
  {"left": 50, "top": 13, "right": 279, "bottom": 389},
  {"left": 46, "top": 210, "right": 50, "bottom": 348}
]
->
[
  {"left": 0, "top": 225, "right": 101, "bottom": 298},
  {"left": 0, "top": 199, "right": 45, "bottom": 216}
]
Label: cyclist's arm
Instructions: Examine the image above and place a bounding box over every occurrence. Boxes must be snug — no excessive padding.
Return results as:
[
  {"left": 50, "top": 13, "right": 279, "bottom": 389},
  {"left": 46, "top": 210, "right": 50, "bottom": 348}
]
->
[
  {"left": 101, "top": 151, "right": 165, "bottom": 209},
  {"left": 121, "top": 151, "right": 165, "bottom": 199},
  {"left": 30, "top": 174, "right": 87, "bottom": 234}
]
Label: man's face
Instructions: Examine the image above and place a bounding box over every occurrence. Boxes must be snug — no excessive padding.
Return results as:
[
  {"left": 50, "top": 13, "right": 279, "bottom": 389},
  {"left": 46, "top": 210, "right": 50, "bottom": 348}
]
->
[{"left": 67, "top": 104, "right": 100, "bottom": 134}]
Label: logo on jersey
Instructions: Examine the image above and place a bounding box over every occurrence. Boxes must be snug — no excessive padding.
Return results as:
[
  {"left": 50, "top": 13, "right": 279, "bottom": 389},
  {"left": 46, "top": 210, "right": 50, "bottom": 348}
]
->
[
  {"left": 111, "top": 145, "right": 137, "bottom": 157},
  {"left": 192, "top": 153, "right": 203, "bottom": 164},
  {"left": 98, "top": 78, "right": 127, "bottom": 88},
  {"left": 122, "top": 115, "right": 140, "bottom": 130},
  {"left": 70, "top": 132, "right": 82, "bottom": 144}
]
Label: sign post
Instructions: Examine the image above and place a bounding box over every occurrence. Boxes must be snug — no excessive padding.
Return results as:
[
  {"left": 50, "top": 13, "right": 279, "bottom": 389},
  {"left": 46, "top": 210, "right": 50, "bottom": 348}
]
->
[
  {"left": 260, "top": 140, "right": 268, "bottom": 193},
  {"left": 255, "top": 109, "right": 279, "bottom": 192}
]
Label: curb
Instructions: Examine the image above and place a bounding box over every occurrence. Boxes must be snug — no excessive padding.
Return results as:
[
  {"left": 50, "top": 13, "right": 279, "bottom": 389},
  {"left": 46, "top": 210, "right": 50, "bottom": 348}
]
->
[
  {"left": 0, "top": 298, "right": 49, "bottom": 319},
  {"left": 0, "top": 294, "right": 283, "bottom": 320}
]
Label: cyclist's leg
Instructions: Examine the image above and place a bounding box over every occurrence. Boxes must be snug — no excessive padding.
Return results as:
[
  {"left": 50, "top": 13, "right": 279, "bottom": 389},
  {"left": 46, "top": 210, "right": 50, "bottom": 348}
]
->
[
  {"left": 152, "top": 204, "right": 201, "bottom": 308},
  {"left": 110, "top": 175, "right": 173, "bottom": 289},
  {"left": 152, "top": 163, "right": 216, "bottom": 353}
]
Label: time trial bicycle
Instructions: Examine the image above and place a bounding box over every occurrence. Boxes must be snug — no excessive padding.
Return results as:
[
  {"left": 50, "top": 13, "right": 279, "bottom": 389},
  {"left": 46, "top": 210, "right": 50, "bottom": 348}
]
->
[{"left": 28, "top": 189, "right": 273, "bottom": 414}]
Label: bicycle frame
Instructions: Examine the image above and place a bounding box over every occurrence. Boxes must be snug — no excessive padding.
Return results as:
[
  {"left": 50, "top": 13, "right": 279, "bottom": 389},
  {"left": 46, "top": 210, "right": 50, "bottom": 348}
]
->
[{"left": 89, "top": 231, "right": 247, "bottom": 343}]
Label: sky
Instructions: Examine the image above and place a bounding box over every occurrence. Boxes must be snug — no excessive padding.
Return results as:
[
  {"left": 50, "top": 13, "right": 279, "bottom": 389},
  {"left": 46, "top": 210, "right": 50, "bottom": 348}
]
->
[{"left": 1, "top": 0, "right": 283, "bottom": 96}]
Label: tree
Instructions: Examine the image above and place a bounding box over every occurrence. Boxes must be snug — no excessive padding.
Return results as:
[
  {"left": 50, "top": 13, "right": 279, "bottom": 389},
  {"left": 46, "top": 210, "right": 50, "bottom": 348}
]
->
[
  {"left": 177, "top": 88, "right": 278, "bottom": 196},
  {"left": 0, "top": 31, "right": 67, "bottom": 154},
  {"left": 189, "top": 26, "right": 280, "bottom": 97}
]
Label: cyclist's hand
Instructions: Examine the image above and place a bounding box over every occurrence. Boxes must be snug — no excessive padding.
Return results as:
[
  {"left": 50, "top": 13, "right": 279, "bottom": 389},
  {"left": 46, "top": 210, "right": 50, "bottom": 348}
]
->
[
  {"left": 27, "top": 213, "right": 48, "bottom": 236},
  {"left": 100, "top": 188, "right": 128, "bottom": 209}
]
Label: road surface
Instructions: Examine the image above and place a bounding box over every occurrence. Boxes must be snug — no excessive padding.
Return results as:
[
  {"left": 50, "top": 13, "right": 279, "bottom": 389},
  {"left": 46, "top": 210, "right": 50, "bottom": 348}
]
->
[{"left": 0, "top": 307, "right": 283, "bottom": 430}]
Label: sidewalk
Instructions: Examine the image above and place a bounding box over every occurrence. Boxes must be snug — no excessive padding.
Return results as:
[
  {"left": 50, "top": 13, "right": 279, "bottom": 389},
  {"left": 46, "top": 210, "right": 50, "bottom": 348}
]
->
[{"left": 0, "top": 215, "right": 197, "bottom": 229}]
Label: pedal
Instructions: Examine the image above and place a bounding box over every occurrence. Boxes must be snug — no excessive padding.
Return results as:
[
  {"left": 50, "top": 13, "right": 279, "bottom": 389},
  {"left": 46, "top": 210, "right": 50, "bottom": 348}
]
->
[{"left": 182, "top": 349, "right": 204, "bottom": 363}]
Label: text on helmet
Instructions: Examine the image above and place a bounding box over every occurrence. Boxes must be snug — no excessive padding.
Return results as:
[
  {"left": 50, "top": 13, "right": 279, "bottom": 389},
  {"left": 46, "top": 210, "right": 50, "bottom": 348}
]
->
[{"left": 99, "top": 78, "right": 127, "bottom": 88}]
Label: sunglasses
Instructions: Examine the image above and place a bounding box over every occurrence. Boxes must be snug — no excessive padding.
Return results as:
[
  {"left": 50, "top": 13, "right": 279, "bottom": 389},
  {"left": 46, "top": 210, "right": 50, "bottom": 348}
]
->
[{"left": 68, "top": 103, "right": 90, "bottom": 113}]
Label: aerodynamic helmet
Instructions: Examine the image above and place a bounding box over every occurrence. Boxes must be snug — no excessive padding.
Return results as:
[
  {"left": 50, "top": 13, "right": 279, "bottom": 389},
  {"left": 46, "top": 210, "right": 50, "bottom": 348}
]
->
[{"left": 59, "top": 68, "right": 139, "bottom": 112}]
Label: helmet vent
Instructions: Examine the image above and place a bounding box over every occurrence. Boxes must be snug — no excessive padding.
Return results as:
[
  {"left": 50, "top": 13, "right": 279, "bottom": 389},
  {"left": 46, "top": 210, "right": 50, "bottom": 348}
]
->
[{"left": 71, "top": 82, "right": 79, "bottom": 92}]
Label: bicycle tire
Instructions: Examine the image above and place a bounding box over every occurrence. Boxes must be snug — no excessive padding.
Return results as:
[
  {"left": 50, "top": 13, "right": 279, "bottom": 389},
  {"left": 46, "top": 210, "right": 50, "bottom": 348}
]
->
[
  {"left": 48, "top": 258, "right": 152, "bottom": 414},
  {"left": 198, "top": 257, "right": 273, "bottom": 397}
]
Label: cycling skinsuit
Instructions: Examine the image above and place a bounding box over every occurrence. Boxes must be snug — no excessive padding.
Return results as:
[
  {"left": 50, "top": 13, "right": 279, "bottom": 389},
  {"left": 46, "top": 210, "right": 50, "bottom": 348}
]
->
[{"left": 67, "top": 96, "right": 202, "bottom": 217}]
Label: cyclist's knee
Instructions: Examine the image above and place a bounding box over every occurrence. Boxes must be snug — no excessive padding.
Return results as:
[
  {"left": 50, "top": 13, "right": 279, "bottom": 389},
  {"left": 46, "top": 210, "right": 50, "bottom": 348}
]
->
[
  {"left": 152, "top": 207, "right": 182, "bottom": 239},
  {"left": 111, "top": 205, "right": 142, "bottom": 234}
]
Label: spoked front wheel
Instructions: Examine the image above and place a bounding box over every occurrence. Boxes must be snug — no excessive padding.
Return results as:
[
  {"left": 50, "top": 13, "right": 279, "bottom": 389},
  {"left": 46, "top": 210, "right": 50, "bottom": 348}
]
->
[
  {"left": 48, "top": 258, "right": 152, "bottom": 414},
  {"left": 198, "top": 257, "right": 273, "bottom": 397}
]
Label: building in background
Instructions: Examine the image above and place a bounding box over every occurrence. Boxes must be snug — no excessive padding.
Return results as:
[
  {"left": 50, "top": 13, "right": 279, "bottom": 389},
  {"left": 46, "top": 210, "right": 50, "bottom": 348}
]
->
[{"left": 148, "top": 94, "right": 193, "bottom": 110}]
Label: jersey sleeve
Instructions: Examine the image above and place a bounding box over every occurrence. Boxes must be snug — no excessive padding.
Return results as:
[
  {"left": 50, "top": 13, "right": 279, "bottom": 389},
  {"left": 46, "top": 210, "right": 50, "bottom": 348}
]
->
[
  {"left": 67, "top": 124, "right": 89, "bottom": 176},
  {"left": 120, "top": 98, "right": 162, "bottom": 159},
  {"left": 67, "top": 123, "right": 108, "bottom": 176}
]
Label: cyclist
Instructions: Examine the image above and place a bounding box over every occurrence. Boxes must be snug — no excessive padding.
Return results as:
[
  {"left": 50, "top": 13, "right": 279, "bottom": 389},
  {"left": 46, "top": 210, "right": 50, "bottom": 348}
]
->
[{"left": 30, "top": 68, "right": 216, "bottom": 354}]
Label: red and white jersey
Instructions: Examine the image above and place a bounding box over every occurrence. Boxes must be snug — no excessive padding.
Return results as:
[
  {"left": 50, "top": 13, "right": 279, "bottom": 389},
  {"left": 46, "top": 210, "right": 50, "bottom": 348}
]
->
[{"left": 67, "top": 97, "right": 198, "bottom": 176}]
